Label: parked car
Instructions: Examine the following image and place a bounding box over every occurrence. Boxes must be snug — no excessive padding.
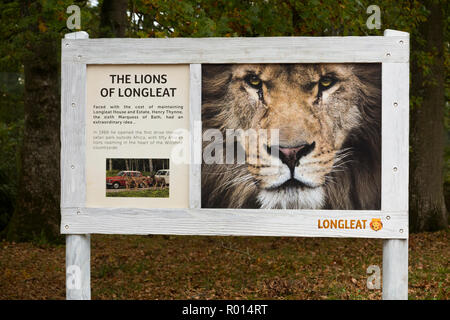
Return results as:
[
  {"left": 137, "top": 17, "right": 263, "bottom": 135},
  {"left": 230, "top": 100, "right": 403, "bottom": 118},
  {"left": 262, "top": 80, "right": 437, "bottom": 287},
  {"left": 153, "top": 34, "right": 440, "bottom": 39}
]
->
[
  {"left": 106, "top": 171, "right": 152, "bottom": 189},
  {"left": 154, "top": 169, "right": 170, "bottom": 186}
]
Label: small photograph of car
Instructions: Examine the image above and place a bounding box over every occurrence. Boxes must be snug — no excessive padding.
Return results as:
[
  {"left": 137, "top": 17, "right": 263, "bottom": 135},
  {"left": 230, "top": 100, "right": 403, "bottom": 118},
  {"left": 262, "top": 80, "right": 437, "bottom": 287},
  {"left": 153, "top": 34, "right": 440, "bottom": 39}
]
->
[
  {"left": 105, "top": 158, "right": 170, "bottom": 198},
  {"left": 154, "top": 169, "right": 170, "bottom": 186},
  {"left": 106, "top": 170, "right": 152, "bottom": 189}
]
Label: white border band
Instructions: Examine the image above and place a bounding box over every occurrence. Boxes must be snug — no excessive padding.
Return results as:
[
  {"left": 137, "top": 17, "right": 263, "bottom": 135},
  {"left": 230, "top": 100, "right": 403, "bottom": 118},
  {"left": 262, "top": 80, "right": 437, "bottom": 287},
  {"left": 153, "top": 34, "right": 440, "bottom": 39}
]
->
[{"left": 62, "top": 36, "right": 409, "bottom": 64}]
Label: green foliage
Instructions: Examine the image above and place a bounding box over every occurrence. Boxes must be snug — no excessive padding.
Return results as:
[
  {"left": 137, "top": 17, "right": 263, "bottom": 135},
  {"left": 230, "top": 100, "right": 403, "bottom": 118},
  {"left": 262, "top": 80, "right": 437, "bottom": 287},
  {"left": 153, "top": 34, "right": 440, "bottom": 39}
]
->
[
  {"left": 128, "top": 0, "right": 293, "bottom": 38},
  {"left": 0, "top": 1, "right": 97, "bottom": 69},
  {"left": 0, "top": 1, "right": 98, "bottom": 235},
  {"left": 126, "top": 0, "right": 430, "bottom": 38}
]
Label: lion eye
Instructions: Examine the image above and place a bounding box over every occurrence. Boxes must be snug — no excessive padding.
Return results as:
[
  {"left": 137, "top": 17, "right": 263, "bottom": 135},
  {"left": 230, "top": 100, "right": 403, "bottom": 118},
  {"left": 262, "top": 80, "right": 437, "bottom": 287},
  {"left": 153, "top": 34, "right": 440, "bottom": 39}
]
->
[
  {"left": 319, "top": 76, "right": 336, "bottom": 89},
  {"left": 245, "top": 75, "right": 262, "bottom": 89}
]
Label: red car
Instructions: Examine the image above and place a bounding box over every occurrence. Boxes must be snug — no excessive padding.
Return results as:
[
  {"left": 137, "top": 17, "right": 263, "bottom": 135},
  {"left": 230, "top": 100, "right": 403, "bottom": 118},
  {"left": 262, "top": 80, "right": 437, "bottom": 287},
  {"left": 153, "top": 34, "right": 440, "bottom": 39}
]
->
[{"left": 106, "top": 171, "right": 152, "bottom": 189}]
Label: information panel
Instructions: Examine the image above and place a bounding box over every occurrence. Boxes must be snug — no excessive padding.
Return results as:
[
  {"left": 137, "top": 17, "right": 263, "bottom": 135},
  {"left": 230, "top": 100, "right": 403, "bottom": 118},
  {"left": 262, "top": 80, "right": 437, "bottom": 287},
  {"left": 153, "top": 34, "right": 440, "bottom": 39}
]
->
[{"left": 86, "top": 65, "right": 190, "bottom": 209}]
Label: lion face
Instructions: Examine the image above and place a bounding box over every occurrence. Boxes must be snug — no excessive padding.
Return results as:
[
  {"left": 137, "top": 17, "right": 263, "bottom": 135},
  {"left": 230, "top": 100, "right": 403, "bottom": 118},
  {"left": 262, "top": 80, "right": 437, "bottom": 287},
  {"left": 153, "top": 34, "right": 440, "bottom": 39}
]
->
[
  {"left": 223, "top": 64, "right": 365, "bottom": 208},
  {"left": 202, "top": 63, "right": 381, "bottom": 210}
]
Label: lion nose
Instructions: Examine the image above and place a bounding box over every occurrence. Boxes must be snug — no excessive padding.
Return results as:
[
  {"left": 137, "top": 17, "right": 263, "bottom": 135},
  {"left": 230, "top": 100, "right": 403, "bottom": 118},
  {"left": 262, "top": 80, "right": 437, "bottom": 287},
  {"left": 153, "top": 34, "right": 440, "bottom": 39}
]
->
[{"left": 277, "top": 142, "right": 316, "bottom": 172}]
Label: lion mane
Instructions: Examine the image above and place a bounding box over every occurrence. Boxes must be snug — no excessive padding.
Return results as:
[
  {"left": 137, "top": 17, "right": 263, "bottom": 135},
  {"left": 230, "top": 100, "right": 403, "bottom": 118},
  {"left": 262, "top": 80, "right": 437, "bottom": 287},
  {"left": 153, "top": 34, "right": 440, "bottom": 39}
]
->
[{"left": 201, "top": 64, "right": 381, "bottom": 210}]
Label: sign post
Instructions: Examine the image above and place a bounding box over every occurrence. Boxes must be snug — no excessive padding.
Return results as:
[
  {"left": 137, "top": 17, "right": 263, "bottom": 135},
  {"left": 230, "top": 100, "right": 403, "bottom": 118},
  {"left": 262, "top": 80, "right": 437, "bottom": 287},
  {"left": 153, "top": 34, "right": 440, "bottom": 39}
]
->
[
  {"left": 62, "top": 30, "right": 409, "bottom": 300},
  {"left": 63, "top": 31, "right": 91, "bottom": 300},
  {"left": 381, "top": 29, "right": 409, "bottom": 300}
]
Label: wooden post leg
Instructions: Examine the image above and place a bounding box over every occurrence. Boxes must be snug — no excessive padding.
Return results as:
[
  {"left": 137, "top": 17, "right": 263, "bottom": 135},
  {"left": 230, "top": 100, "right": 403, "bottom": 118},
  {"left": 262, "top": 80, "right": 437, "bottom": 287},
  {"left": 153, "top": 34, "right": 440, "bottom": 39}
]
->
[
  {"left": 66, "top": 234, "right": 91, "bottom": 300},
  {"left": 382, "top": 239, "right": 408, "bottom": 300}
]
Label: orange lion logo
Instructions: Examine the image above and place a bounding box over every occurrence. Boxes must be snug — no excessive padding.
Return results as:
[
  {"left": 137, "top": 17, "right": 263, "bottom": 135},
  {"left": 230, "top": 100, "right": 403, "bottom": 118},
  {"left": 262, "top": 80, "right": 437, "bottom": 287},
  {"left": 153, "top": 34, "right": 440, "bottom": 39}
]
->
[{"left": 370, "top": 218, "right": 383, "bottom": 231}]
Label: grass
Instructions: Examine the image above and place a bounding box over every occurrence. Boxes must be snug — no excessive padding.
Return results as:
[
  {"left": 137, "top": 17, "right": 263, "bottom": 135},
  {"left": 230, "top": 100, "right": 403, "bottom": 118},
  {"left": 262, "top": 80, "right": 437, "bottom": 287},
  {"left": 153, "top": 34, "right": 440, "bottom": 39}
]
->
[
  {"left": 0, "top": 229, "right": 448, "bottom": 300},
  {"left": 106, "top": 188, "right": 169, "bottom": 198}
]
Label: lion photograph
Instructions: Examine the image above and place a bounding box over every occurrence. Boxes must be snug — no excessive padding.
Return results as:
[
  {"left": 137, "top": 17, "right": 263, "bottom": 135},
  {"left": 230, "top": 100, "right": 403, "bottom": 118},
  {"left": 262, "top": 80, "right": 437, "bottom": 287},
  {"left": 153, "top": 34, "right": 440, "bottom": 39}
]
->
[{"left": 201, "top": 64, "right": 381, "bottom": 210}]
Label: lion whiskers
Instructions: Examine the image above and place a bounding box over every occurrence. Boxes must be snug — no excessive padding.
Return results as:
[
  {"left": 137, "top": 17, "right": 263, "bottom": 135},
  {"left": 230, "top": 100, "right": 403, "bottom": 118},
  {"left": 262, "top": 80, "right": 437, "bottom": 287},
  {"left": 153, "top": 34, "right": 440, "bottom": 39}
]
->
[{"left": 332, "top": 147, "right": 354, "bottom": 171}]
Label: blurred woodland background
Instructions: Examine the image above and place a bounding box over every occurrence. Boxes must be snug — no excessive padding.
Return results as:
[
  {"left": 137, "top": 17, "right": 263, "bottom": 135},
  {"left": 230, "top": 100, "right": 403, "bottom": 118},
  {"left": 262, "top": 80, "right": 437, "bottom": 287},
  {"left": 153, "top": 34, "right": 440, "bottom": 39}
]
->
[{"left": 0, "top": 0, "right": 448, "bottom": 243}]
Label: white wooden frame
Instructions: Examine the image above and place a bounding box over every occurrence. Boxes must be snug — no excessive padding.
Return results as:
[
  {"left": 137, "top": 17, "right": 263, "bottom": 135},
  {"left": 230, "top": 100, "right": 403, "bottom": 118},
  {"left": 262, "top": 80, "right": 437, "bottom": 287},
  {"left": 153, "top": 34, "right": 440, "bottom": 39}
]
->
[{"left": 62, "top": 30, "right": 409, "bottom": 300}]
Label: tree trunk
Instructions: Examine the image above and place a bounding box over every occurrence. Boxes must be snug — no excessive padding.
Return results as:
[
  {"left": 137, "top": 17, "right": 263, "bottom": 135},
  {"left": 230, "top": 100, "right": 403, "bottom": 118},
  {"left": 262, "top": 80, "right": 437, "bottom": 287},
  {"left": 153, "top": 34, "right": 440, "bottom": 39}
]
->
[
  {"left": 6, "top": 3, "right": 61, "bottom": 242},
  {"left": 149, "top": 159, "right": 153, "bottom": 173},
  {"left": 99, "top": 0, "right": 128, "bottom": 37},
  {"left": 410, "top": 0, "right": 448, "bottom": 232}
]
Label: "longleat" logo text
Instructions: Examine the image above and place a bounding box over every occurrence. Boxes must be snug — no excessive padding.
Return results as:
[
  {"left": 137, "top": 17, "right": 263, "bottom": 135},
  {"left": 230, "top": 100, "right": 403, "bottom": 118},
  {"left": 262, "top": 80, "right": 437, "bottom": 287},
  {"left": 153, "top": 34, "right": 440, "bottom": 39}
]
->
[
  {"left": 318, "top": 219, "right": 367, "bottom": 230},
  {"left": 317, "top": 218, "right": 383, "bottom": 231}
]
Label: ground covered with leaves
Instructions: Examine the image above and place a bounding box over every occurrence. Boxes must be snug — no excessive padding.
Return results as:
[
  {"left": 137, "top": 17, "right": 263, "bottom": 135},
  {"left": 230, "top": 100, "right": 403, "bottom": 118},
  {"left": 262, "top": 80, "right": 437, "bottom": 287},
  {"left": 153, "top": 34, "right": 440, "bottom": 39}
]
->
[{"left": 0, "top": 230, "right": 448, "bottom": 300}]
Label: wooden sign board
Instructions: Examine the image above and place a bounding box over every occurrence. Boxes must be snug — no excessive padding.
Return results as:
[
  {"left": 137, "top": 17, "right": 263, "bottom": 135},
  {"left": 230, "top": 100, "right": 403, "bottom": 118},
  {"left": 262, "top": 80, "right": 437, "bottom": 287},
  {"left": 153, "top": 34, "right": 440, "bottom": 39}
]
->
[{"left": 61, "top": 30, "right": 409, "bottom": 300}]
